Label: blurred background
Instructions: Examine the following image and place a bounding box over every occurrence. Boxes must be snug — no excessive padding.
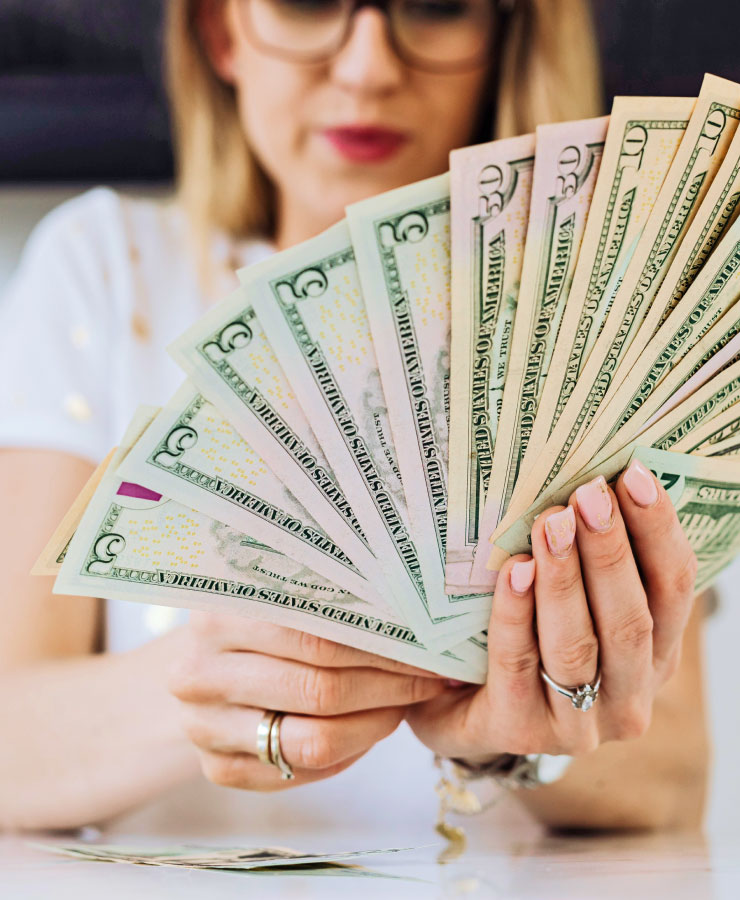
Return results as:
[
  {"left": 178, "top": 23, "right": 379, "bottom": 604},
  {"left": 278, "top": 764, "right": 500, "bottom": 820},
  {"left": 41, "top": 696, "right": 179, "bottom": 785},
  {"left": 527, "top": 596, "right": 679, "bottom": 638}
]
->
[{"left": 1, "top": 0, "right": 740, "bottom": 836}]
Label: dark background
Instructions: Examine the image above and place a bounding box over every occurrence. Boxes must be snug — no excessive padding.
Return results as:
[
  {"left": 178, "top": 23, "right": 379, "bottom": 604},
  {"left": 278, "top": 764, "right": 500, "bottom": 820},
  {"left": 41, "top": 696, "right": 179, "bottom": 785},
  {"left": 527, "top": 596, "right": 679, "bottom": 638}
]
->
[{"left": 0, "top": 0, "right": 737, "bottom": 181}]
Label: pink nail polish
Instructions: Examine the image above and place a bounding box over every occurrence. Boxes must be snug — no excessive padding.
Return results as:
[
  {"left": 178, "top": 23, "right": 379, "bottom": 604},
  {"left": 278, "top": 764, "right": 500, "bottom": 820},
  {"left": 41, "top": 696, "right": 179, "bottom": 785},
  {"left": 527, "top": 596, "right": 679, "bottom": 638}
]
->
[
  {"left": 624, "top": 460, "right": 659, "bottom": 508},
  {"left": 575, "top": 476, "right": 613, "bottom": 533},
  {"left": 510, "top": 559, "right": 536, "bottom": 594},
  {"left": 446, "top": 679, "right": 468, "bottom": 689},
  {"left": 544, "top": 507, "right": 576, "bottom": 558}
]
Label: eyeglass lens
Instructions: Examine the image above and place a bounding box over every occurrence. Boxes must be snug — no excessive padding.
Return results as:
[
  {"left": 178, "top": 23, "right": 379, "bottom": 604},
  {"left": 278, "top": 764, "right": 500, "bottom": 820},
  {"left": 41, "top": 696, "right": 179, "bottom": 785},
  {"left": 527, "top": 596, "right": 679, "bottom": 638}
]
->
[{"left": 244, "top": 0, "right": 495, "bottom": 70}]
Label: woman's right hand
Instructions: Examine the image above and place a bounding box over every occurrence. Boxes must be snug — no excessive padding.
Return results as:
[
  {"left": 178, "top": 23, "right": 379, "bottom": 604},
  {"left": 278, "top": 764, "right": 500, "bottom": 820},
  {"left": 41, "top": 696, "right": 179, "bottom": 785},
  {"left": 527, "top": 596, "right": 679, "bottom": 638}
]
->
[{"left": 168, "top": 611, "right": 446, "bottom": 791}]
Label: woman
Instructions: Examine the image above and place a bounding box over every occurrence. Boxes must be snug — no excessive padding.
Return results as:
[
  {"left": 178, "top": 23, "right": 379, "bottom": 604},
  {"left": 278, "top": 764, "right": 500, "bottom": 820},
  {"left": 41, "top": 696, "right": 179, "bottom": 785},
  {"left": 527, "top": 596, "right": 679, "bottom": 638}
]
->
[{"left": 0, "top": 0, "right": 708, "bottom": 833}]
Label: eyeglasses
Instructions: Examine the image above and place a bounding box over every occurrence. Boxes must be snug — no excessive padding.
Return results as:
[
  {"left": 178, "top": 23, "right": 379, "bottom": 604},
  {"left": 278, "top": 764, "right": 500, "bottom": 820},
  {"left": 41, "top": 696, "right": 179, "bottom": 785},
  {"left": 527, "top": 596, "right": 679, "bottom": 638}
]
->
[{"left": 238, "top": 0, "right": 507, "bottom": 73}]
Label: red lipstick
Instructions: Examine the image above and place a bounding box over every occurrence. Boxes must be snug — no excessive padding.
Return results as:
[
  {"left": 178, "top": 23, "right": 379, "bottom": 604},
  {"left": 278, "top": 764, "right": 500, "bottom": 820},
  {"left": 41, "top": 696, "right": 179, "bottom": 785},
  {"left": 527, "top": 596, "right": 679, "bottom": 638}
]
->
[{"left": 322, "top": 126, "right": 409, "bottom": 163}]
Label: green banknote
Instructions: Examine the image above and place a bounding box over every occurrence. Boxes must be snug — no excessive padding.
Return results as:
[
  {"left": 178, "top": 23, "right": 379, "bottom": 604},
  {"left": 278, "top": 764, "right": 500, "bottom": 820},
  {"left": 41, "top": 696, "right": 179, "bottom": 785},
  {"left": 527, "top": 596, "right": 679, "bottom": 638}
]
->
[
  {"left": 488, "top": 96, "right": 695, "bottom": 566},
  {"left": 495, "top": 355, "right": 740, "bottom": 559},
  {"left": 538, "top": 212, "right": 740, "bottom": 497},
  {"left": 630, "top": 446, "right": 740, "bottom": 592},
  {"left": 247, "top": 220, "right": 487, "bottom": 648},
  {"left": 520, "top": 96, "right": 694, "bottom": 466},
  {"left": 674, "top": 400, "right": 740, "bottom": 454},
  {"left": 54, "top": 408, "right": 488, "bottom": 682},
  {"left": 169, "top": 286, "right": 398, "bottom": 617},
  {"left": 347, "top": 174, "right": 494, "bottom": 625},
  {"left": 33, "top": 841, "right": 417, "bottom": 873},
  {"left": 117, "top": 380, "right": 382, "bottom": 607},
  {"left": 529, "top": 75, "right": 740, "bottom": 503},
  {"left": 445, "top": 133, "right": 535, "bottom": 591},
  {"left": 469, "top": 116, "right": 607, "bottom": 588}
]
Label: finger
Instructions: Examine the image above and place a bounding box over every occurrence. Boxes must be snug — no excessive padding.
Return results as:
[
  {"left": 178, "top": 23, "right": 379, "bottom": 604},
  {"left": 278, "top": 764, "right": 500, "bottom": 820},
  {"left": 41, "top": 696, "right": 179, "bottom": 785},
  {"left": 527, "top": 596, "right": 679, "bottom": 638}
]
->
[
  {"left": 182, "top": 703, "right": 404, "bottom": 769},
  {"left": 486, "top": 554, "right": 550, "bottom": 744},
  {"left": 531, "top": 505, "right": 600, "bottom": 693},
  {"left": 616, "top": 460, "right": 697, "bottom": 665},
  {"left": 188, "top": 612, "right": 442, "bottom": 678},
  {"left": 570, "top": 476, "right": 653, "bottom": 707},
  {"left": 198, "top": 749, "right": 367, "bottom": 793},
  {"left": 171, "top": 651, "right": 446, "bottom": 715}
]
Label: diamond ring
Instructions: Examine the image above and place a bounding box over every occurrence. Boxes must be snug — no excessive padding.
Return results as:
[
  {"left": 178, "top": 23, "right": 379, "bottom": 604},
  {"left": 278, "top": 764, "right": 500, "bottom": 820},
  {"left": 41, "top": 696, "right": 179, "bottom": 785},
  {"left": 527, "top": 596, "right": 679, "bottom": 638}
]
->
[{"left": 539, "top": 666, "right": 601, "bottom": 711}]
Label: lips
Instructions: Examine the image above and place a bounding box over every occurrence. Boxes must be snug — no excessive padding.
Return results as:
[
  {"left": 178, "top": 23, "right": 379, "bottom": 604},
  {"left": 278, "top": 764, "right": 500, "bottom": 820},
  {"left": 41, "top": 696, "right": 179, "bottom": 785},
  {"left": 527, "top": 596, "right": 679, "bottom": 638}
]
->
[{"left": 321, "top": 126, "right": 409, "bottom": 163}]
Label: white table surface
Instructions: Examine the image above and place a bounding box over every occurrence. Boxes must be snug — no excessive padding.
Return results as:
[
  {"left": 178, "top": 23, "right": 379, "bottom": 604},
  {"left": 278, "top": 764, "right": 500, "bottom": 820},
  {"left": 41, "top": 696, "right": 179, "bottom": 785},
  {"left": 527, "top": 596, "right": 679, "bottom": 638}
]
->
[{"left": 3, "top": 823, "right": 739, "bottom": 900}]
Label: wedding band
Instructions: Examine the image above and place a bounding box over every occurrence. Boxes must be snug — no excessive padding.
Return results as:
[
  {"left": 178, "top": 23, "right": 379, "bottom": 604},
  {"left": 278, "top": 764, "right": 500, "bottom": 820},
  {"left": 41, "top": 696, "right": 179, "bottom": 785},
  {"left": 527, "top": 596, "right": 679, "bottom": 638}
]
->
[
  {"left": 269, "top": 713, "right": 295, "bottom": 781},
  {"left": 539, "top": 666, "right": 601, "bottom": 711},
  {"left": 256, "top": 710, "right": 278, "bottom": 764}
]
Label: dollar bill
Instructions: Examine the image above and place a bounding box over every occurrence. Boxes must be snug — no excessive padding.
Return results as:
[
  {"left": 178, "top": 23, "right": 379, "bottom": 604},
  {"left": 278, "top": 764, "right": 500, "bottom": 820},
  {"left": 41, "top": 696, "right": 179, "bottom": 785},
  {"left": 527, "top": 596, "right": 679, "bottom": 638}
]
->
[
  {"left": 469, "top": 117, "right": 608, "bottom": 588},
  {"left": 520, "top": 74, "right": 740, "bottom": 512},
  {"left": 347, "top": 174, "right": 493, "bottom": 625},
  {"left": 445, "top": 133, "right": 535, "bottom": 591},
  {"left": 116, "top": 380, "right": 383, "bottom": 608},
  {"left": 629, "top": 446, "right": 740, "bottom": 592},
  {"left": 32, "top": 841, "right": 416, "bottom": 872},
  {"left": 616, "top": 104, "right": 740, "bottom": 365},
  {"left": 169, "top": 286, "right": 396, "bottom": 616},
  {"left": 516, "top": 97, "right": 695, "bottom": 478},
  {"left": 485, "top": 96, "right": 695, "bottom": 567},
  {"left": 537, "top": 211, "right": 740, "bottom": 495},
  {"left": 494, "top": 355, "right": 740, "bottom": 559},
  {"left": 576, "top": 106, "right": 740, "bottom": 448},
  {"left": 695, "top": 433, "right": 740, "bottom": 456},
  {"left": 246, "top": 220, "right": 486, "bottom": 647},
  {"left": 54, "top": 409, "right": 488, "bottom": 682},
  {"left": 673, "top": 399, "right": 740, "bottom": 453},
  {"left": 642, "top": 331, "right": 740, "bottom": 430}
]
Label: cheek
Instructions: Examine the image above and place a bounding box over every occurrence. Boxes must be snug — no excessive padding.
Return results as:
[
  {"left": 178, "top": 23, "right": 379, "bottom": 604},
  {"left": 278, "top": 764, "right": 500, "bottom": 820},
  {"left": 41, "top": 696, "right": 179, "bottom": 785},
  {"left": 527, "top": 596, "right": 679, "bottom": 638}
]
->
[
  {"left": 235, "top": 58, "right": 311, "bottom": 182},
  {"left": 417, "top": 71, "right": 489, "bottom": 155}
]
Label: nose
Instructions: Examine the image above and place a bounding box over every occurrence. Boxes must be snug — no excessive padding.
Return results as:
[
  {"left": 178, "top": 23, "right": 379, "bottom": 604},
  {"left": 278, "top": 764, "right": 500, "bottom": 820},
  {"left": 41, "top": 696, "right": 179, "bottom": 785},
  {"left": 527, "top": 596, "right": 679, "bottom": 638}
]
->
[{"left": 329, "top": 8, "right": 406, "bottom": 95}]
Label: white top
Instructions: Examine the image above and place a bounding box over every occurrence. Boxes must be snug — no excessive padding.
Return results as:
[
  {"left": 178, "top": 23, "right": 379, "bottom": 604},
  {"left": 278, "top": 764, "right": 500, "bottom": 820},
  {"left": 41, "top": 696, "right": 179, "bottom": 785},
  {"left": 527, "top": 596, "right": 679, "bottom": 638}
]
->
[{"left": 0, "top": 189, "right": 451, "bottom": 834}]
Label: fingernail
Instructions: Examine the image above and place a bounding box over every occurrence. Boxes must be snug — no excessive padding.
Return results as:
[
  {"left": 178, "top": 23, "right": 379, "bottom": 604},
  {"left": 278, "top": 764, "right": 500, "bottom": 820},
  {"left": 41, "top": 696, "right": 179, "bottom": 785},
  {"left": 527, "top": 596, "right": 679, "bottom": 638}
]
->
[
  {"left": 510, "top": 559, "right": 536, "bottom": 594},
  {"left": 624, "top": 460, "right": 659, "bottom": 508},
  {"left": 445, "top": 679, "right": 468, "bottom": 689},
  {"left": 544, "top": 507, "right": 576, "bottom": 558},
  {"left": 575, "top": 475, "right": 613, "bottom": 533}
]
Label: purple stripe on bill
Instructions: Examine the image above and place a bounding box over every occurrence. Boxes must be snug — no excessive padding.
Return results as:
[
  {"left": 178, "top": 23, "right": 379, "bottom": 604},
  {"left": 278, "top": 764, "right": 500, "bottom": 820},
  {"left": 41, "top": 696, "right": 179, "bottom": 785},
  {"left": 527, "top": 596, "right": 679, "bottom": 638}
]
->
[{"left": 116, "top": 481, "right": 162, "bottom": 501}]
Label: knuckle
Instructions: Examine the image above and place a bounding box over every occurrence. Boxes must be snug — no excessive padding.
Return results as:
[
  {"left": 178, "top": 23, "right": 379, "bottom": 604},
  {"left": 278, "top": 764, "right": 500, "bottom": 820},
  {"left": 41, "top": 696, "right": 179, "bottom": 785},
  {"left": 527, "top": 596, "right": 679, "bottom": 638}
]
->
[
  {"left": 297, "top": 631, "right": 339, "bottom": 666},
  {"left": 299, "top": 668, "right": 342, "bottom": 715},
  {"left": 297, "top": 726, "right": 336, "bottom": 770},
  {"left": 406, "top": 676, "right": 438, "bottom": 704},
  {"left": 495, "top": 647, "right": 540, "bottom": 706},
  {"left": 167, "top": 652, "right": 208, "bottom": 702},
  {"left": 181, "top": 712, "right": 213, "bottom": 750},
  {"left": 587, "top": 536, "right": 632, "bottom": 576},
  {"left": 568, "top": 731, "right": 600, "bottom": 758},
  {"left": 651, "top": 501, "right": 678, "bottom": 542},
  {"left": 612, "top": 701, "right": 653, "bottom": 741},
  {"left": 496, "top": 645, "right": 541, "bottom": 680},
  {"left": 673, "top": 549, "right": 698, "bottom": 598},
  {"left": 189, "top": 611, "right": 225, "bottom": 640},
  {"left": 553, "top": 634, "right": 599, "bottom": 673},
  {"left": 201, "top": 752, "right": 243, "bottom": 788},
  {"left": 547, "top": 565, "right": 583, "bottom": 600},
  {"left": 609, "top": 609, "right": 653, "bottom": 652}
]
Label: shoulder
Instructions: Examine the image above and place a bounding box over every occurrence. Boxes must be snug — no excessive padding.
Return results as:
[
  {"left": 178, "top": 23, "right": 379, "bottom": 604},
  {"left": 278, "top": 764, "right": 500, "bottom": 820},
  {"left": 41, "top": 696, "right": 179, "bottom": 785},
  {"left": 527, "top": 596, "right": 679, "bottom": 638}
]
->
[{"left": 20, "top": 186, "right": 184, "bottom": 268}]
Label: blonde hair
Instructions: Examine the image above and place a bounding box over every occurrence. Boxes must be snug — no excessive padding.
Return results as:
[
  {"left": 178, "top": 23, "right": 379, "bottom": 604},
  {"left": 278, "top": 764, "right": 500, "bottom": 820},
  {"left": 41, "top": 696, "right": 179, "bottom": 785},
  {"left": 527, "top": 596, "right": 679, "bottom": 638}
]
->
[{"left": 166, "top": 0, "right": 603, "bottom": 243}]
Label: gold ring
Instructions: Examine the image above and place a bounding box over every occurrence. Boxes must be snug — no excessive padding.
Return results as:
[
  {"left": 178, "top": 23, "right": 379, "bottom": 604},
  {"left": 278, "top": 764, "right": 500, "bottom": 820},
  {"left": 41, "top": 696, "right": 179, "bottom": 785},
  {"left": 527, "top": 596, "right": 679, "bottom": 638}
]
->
[
  {"left": 256, "top": 710, "right": 278, "bottom": 765},
  {"left": 269, "top": 713, "right": 295, "bottom": 781}
]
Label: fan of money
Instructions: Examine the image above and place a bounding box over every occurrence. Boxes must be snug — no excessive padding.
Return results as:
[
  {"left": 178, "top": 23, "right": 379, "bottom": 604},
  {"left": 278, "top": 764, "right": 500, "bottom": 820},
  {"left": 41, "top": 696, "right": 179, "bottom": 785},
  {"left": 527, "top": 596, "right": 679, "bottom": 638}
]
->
[{"left": 38, "top": 72, "right": 740, "bottom": 685}]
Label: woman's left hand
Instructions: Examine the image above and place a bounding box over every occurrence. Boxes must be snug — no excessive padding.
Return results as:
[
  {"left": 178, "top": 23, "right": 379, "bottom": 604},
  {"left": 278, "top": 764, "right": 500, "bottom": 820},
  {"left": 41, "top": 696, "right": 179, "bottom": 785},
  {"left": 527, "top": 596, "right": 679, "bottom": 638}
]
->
[{"left": 407, "top": 460, "right": 698, "bottom": 762}]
